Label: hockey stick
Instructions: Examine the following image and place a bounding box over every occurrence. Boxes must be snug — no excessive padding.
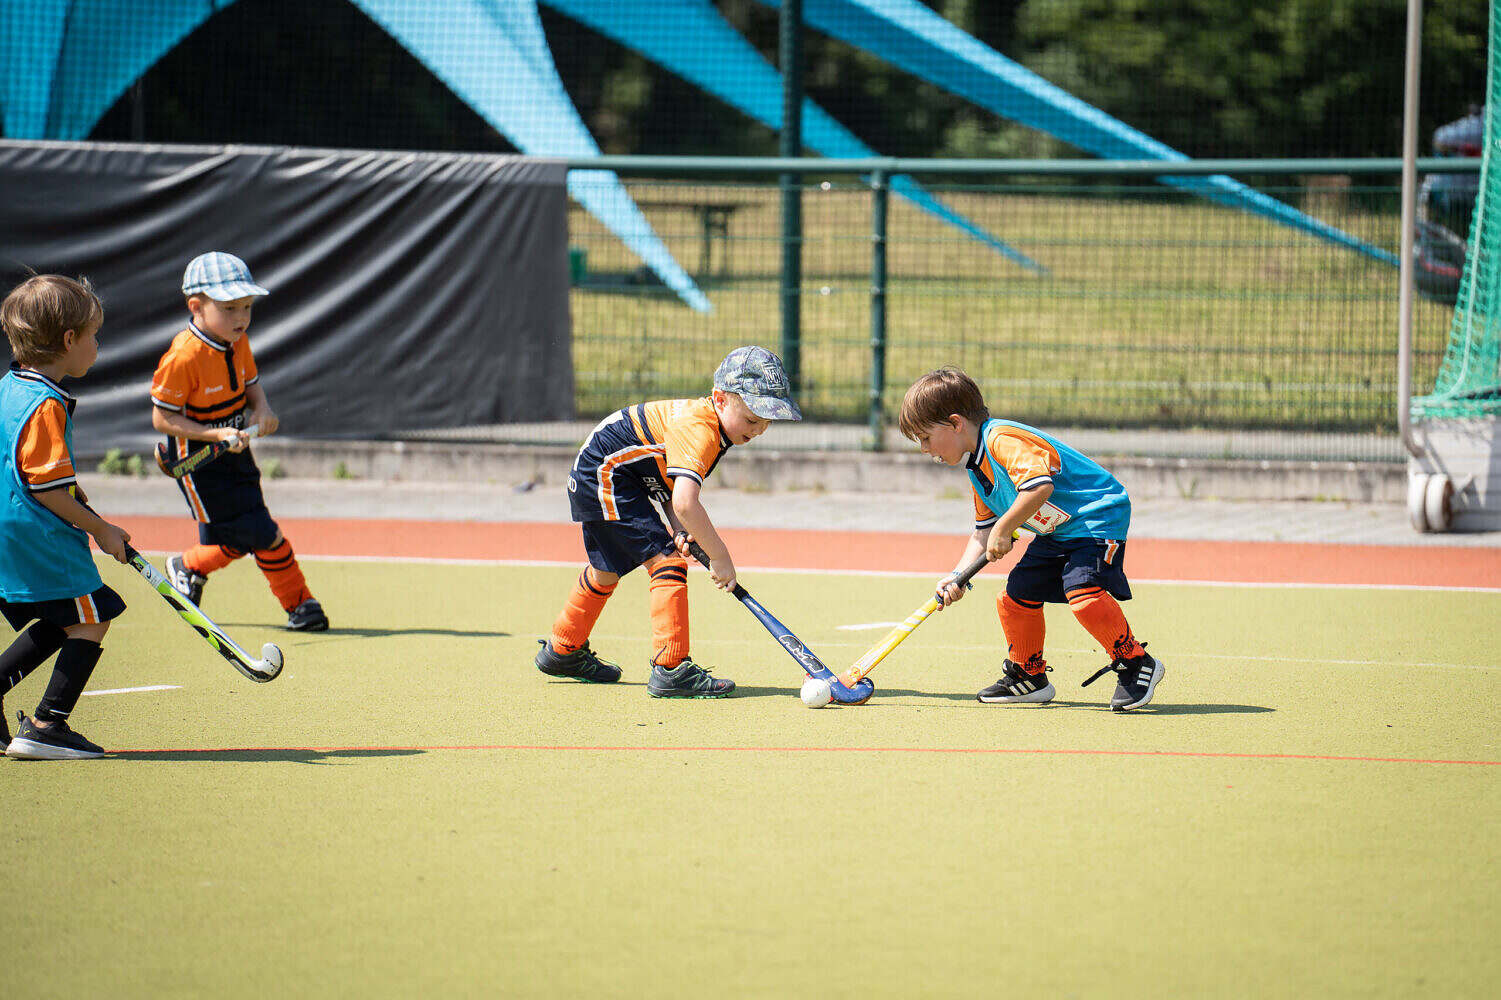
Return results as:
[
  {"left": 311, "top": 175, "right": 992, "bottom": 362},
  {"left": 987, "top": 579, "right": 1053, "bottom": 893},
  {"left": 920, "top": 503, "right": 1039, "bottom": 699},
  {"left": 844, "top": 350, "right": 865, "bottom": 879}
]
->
[
  {"left": 124, "top": 545, "right": 283, "bottom": 683},
  {"left": 678, "top": 534, "right": 874, "bottom": 705},
  {"left": 835, "top": 549, "right": 993, "bottom": 690},
  {"left": 155, "top": 425, "right": 261, "bottom": 480}
]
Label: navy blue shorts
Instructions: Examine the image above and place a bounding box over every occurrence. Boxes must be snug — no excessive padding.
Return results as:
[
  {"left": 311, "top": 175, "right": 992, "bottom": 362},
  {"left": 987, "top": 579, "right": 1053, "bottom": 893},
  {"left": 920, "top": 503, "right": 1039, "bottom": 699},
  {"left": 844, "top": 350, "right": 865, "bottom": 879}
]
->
[
  {"left": 2, "top": 584, "right": 126, "bottom": 631},
  {"left": 200, "top": 504, "right": 281, "bottom": 553},
  {"left": 1005, "top": 534, "right": 1132, "bottom": 605},
  {"left": 579, "top": 511, "right": 674, "bottom": 578}
]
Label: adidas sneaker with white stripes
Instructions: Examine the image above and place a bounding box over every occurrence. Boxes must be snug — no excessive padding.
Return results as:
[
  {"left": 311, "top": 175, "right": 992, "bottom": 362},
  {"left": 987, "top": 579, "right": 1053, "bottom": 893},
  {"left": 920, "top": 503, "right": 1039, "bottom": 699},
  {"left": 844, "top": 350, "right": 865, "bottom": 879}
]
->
[
  {"left": 977, "top": 660, "right": 1055, "bottom": 704},
  {"left": 1084, "top": 652, "right": 1165, "bottom": 712}
]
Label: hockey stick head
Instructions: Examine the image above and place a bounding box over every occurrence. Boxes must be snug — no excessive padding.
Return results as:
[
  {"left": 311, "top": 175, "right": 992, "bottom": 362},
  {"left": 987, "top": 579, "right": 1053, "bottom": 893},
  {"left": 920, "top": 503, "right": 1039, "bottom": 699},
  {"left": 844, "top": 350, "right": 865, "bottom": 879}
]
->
[
  {"left": 252, "top": 643, "right": 284, "bottom": 681},
  {"left": 774, "top": 632, "right": 874, "bottom": 704},
  {"left": 154, "top": 442, "right": 173, "bottom": 476}
]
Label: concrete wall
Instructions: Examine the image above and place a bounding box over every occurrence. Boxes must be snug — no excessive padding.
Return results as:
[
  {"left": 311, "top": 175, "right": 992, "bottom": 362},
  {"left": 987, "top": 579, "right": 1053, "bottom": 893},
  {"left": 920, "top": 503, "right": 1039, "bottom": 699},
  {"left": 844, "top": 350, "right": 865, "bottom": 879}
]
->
[{"left": 251, "top": 436, "right": 1407, "bottom": 502}]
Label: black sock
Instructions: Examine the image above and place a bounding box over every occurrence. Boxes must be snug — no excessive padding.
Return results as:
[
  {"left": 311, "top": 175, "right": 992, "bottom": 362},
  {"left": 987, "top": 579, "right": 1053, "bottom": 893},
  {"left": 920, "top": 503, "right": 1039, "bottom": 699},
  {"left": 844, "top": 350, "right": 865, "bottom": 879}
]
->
[
  {"left": 1, "top": 622, "right": 68, "bottom": 694},
  {"left": 35, "top": 638, "right": 104, "bottom": 723}
]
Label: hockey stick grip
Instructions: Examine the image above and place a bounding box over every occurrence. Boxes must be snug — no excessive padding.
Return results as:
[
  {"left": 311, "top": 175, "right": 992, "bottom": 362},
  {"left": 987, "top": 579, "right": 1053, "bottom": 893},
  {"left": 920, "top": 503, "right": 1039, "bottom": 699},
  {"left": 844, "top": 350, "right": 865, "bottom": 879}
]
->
[{"left": 676, "top": 532, "right": 748, "bottom": 599}]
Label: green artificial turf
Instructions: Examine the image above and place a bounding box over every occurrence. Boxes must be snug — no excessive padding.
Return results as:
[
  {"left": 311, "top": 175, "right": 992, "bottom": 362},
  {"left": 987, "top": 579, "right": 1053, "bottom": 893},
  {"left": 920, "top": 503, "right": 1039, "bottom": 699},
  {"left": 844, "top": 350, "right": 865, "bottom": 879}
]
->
[{"left": 4, "top": 557, "right": 1498, "bottom": 997}]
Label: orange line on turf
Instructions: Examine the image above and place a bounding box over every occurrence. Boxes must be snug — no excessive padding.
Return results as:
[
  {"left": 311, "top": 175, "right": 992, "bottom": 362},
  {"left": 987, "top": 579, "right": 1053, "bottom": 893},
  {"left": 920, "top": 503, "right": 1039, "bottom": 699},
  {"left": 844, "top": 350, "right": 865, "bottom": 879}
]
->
[
  {"left": 115, "top": 515, "right": 1501, "bottom": 588},
  {"left": 106, "top": 745, "right": 1501, "bottom": 766}
]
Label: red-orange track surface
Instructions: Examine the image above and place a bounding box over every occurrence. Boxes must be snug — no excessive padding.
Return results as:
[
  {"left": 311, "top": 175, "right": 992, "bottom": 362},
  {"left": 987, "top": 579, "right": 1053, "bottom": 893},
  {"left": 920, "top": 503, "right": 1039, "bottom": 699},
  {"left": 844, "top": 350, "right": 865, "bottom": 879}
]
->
[{"left": 118, "top": 515, "right": 1501, "bottom": 589}]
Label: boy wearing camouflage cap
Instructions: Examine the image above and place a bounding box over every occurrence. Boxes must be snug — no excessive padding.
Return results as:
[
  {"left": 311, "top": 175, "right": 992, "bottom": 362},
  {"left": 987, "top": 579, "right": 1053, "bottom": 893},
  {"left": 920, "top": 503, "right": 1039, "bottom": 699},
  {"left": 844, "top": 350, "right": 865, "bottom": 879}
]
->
[{"left": 535, "top": 345, "right": 800, "bottom": 697}]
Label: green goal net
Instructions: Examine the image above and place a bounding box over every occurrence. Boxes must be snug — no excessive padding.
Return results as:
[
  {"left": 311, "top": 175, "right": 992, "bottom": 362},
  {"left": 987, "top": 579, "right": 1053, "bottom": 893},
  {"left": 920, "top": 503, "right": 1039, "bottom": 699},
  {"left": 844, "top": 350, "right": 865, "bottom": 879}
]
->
[{"left": 1412, "top": 6, "right": 1501, "bottom": 420}]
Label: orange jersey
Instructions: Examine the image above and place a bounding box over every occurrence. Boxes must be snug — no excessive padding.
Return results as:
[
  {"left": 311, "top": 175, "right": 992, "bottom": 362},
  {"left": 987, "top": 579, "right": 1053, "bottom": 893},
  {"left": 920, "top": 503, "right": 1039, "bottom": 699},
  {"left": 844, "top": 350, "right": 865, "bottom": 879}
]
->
[
  {"left": 150, "top": 322, "right": 260, "bottom": 430},
  {"left": 151, "top": 323, "right": 264, "bottom": 521},
  {"left": 570, "top": 399, "right": 731, "bottom": 521}
]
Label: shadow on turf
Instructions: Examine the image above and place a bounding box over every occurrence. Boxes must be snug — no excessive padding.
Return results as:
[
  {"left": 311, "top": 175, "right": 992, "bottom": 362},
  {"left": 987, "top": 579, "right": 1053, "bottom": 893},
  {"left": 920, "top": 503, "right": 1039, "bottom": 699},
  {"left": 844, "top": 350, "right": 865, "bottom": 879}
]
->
[
  {"left": 217, "top": 624, "right": 511, "bottom": 641},
  {"left": 874, "top": 690, "right": 1274, "bottom": 713},
  {"left": 107, "top": 748, "right": 426, "bottom": 764}
]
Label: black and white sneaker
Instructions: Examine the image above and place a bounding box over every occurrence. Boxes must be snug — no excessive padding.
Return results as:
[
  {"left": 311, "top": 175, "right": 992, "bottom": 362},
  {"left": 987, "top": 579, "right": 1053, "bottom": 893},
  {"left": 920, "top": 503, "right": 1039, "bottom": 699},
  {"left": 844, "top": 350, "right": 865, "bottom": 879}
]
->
[
  {"left": 6, "top": 711, "right": 105, "bottom": 760},
  {"left": 166, "top": 554, "right": 206, "bottom": 605},
  {"left": 534, "top": 639, "right": 621, "bottom": 683},
  {"left": 1083, "top": 651, "right": 1165, "bottom": 712},
  {"left": 977, "top": 659, "right": 1055, "bottom": 704},
  {"left": 285, "top": 598, "right": 329, "bottom": 632}
]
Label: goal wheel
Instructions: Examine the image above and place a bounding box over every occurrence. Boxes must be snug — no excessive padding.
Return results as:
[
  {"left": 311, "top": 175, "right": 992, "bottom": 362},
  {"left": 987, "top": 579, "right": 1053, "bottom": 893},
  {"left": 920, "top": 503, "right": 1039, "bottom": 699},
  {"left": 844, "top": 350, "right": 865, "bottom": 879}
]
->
[
  {"left": 1423, "top": 473, "right": 1454, "bottom": 533},
  {"left": 1407, "top": 472, "right": 1432, "bottom": 532}
]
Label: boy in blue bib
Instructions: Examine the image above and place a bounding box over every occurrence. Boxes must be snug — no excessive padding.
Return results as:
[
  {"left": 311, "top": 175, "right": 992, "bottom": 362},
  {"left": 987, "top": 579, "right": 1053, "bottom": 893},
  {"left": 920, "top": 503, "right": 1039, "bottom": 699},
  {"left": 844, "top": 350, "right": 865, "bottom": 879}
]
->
[
  {"left": 899, "top": 367, "right": 1164, "bottom": 711},
  {"left": 0, "top": 275, "right": 134, "bottom": 758}
]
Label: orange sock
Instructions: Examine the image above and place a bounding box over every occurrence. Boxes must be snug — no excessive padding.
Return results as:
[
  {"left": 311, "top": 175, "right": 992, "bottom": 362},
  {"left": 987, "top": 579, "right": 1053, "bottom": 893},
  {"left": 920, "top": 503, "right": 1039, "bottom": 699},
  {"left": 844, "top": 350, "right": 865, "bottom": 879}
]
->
[
  {"left": 647, "top": 558, "right": 690, "bottom": 668},
  {"left": 998, "top": 593, "right": 1048, "bottom": 673},
  {"left": 254, "top": 539, "right": 313, "bottom": 612},
  {"left": 183, "top": 543, "right": 240, "bottom": 576},
  {"left": 1067, "top": 587, "right": 1146, "bottom": 661},
  {"left": 551, "top": 567, "right": 617, "bottom": 654}
]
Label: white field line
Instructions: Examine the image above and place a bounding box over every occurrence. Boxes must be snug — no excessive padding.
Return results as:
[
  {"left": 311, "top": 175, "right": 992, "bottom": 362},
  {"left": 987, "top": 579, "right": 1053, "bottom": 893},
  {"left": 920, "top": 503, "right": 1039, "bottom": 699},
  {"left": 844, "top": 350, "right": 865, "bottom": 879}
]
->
[
  {"left": 122, "top": 549, "right": 1501, "bottom": 595},
  {"left": 81, "top": 685, "right": 182, "bottom": 697}
]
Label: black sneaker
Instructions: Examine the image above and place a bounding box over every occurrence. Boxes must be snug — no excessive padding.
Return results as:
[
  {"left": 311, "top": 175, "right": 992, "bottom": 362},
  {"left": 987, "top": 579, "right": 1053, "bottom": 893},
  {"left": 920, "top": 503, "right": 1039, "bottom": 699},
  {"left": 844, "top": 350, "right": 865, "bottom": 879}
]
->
[
  {"left": 534, "top": 639, "right": 621, "bottom": 683},
  {"left": 6, "top": 711, "right": 104, "bottom": 760},
  {"left": 286, "top": 598, "right": 329, "bottom": 632},
  {"left": 977, "top": 659, "right": 1055, "bottom": 704},
  {"left": 1, "top": 698, "right": 9, "bottom": 751},
  {"left": 166, "top": 554, "right": 206, "bottom": 605},
  {"left": 647, "top": 657, "right": 735, "bottom": 698},
  {"left": 1083, "top": 651, "right": 1165, "bottom": 712}
]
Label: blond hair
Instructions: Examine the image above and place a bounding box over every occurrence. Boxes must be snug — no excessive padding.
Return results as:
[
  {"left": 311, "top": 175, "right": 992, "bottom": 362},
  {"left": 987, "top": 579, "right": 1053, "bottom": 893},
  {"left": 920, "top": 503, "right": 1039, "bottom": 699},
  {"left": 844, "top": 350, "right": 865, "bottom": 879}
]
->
[
  {"left": 1, "top": 274, "right": 103, "bottom": 366},
  {"left": 898, "top": 367, "right": 989, "bottom": 440}
]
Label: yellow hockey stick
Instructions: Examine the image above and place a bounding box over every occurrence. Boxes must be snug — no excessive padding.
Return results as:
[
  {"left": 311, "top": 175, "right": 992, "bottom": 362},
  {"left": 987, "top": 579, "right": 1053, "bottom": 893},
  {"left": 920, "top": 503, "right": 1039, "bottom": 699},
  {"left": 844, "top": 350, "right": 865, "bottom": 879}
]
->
[{"left": 835, "top": 548, "right": 996, "bottom": 690}]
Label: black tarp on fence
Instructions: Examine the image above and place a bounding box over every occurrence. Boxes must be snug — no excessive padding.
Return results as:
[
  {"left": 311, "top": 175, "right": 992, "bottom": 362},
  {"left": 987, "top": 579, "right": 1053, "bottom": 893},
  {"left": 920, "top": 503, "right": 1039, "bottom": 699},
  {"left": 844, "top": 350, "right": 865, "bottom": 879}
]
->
[{"left": 0, "top": 141, "right": 573, "bottom": 455}]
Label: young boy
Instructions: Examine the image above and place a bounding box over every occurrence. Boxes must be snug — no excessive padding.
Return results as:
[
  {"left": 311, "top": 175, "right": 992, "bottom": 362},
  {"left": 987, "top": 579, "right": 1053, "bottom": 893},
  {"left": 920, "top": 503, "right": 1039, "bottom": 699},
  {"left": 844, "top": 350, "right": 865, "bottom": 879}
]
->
[
  {"left": 150, "top": 252, "right": 328, "bottom": 631},
  {"left": 1, "top": 274, "right": 134, "bottom": 759},
  {"left": 535, "top": 346, "right": 801, "bottom": 698},
  {"left": 900, "top": 367, "right": 1164, "bottom": 711}
]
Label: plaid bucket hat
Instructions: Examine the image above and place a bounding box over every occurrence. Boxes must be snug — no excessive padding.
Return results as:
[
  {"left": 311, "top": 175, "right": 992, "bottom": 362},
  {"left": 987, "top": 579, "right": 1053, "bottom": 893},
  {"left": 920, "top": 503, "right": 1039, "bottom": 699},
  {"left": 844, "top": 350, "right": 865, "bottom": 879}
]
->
[
  {"left": 182, "top": 252, "right": 269, "bottom": 301},
  {"left": 713, "top": 346, "right": 802, "bottom": 421}
]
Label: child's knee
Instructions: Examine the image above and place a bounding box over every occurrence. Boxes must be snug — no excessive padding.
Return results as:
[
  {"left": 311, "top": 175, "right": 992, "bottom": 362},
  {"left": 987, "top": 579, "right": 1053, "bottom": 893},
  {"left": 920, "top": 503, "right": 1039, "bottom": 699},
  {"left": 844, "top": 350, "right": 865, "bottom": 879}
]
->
[{"left": 64, "top": 621, "right": 108, "bottom": 643}]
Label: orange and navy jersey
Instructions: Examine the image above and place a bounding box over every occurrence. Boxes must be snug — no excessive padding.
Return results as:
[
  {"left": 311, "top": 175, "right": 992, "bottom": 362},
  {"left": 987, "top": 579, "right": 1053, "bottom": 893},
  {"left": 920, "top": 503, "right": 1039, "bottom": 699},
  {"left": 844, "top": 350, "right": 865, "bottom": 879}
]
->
[
  {"left": 150, "top": 322, "right": 264, "bottom": 522},
  {"left": 966, "top": 418, "right": 1130, "bottom": 539},
  {"left": 568, "top": 398, "right": 731, "bottom": 522},
  {"left": 150, "top": 322, "right": 259, "bottom": 429}
]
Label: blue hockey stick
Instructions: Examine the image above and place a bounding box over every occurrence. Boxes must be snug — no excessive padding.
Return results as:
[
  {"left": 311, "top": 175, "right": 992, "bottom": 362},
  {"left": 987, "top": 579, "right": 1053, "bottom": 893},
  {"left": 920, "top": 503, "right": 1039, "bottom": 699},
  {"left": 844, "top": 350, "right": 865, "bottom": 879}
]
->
[{"left": 678, "top": 535, "right": 874, "bottom": 705}]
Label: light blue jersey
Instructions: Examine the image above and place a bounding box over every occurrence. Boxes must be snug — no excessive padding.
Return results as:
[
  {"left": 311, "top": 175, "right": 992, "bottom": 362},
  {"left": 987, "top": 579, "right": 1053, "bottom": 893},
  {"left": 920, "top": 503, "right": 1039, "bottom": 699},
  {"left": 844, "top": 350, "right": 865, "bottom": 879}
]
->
[
  {"left": 0, "top": 366, "right": 102, "bottom": 601},
  {"left": 965, "top": 417, "right": 1131, "bottom": 541}
]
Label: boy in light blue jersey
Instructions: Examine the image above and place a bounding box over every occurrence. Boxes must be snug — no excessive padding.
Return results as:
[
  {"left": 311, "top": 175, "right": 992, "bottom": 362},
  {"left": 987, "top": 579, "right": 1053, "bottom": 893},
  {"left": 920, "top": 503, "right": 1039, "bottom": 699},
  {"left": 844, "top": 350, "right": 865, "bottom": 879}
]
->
[
  {"left": 0, "top": 275, "right": 133, "bottom": 758},
  {"left": 900, "top": 367, "right": 1164, "bottom": 711}
]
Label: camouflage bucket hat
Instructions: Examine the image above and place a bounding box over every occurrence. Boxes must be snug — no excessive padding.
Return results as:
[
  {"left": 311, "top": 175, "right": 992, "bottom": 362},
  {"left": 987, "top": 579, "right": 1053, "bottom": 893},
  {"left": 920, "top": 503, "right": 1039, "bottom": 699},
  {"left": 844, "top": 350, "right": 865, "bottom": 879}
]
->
[{"left": 713, "top": 346, "right": 802, "bottom": 421}]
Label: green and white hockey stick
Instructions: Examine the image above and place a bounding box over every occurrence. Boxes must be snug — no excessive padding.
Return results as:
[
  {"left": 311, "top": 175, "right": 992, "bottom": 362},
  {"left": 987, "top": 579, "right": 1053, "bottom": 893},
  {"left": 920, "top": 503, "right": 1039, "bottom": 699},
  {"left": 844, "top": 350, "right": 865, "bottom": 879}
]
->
[{"left": 125, "top": 546, "right": 283, "bottom": 682}]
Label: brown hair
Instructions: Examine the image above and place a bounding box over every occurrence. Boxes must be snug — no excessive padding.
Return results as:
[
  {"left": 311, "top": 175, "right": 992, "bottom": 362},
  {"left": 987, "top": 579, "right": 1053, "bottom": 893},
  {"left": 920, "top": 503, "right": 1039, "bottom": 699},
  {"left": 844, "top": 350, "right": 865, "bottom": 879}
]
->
[
  {"left": 1, "top": 274, "right": 103, "bottom": 366},
  {"left": 898, "top": 367, "right": 989, "bottom": 440}
]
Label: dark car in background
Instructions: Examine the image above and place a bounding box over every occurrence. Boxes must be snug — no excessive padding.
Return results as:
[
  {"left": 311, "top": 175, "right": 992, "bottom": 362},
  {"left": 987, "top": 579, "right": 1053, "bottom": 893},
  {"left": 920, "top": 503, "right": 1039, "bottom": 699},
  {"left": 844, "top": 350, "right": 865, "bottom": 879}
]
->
[{"left": 1415, "top": 106, "right": 1482, "bottom": 304}]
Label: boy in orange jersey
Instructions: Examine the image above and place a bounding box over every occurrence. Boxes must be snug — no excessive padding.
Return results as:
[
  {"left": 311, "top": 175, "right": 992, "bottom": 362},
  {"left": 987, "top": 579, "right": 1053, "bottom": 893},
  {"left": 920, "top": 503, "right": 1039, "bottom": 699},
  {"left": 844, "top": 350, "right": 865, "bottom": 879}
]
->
[
  {"left": 900, "top": 367, "right": 1164, "bottom": 711},
  {"left": 150, "top": 252, "right": 328, "bottom": 631},
  {"left": 1, "top": 275, "right": 133, "bottom": 759},
  {"left": 535, "top": 346, "right": 801, "bottom": 698}
]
